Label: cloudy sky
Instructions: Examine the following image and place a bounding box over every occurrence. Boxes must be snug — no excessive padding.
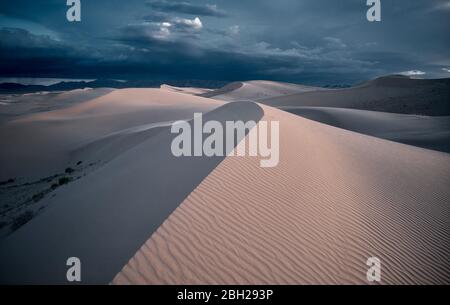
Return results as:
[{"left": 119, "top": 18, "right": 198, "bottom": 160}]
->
[{"left": 0, "top": 0, "right": 449, "bottom": 85}]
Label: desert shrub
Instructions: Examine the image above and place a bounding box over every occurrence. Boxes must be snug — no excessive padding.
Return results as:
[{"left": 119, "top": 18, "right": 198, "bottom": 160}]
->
[
  {"left": 0, "top": 178, "right": 15, "bottom": 186},
  {"left": 76, "top": 161, "right": 83, "bottom": 165},
  {"left": 65, "top": 167, "right": 75, "bottom": 174},
  {"left": 32, "top": 192, "right": 44, "bottom": 202},
  {"left": 58, "top": 177, "right": 71, "bottom": 185},
  {"left": 11, "top": 210, "right": 34, "bottom": 231}
]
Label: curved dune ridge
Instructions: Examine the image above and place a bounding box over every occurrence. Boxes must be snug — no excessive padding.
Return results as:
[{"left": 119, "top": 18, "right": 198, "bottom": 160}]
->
[
  {"left": 0, "top": 101, "right": 263, "bottom": 284},
  {"left": 201, "top": 80, "right": 322, "bottom": 101},
  {"left": 114, "top": 105, "right": 450, "bottom": 285},
  {"left": 160, "top": 84, "right": 213, "bottom": 96}
]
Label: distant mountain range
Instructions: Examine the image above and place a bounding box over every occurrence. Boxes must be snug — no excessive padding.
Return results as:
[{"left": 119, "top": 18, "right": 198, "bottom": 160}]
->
[{"left": 0, "top": 79, "right": 230, "bottom": 94}]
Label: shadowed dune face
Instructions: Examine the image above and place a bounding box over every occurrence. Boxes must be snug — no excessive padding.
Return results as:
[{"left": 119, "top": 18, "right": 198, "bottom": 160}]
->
[
  {"left": 196, "top": 77, "right": 450, "bottom": 152},
  {"left": 199, "top": 82, "right": 244, "bottom": 98},
  {"left": 0, "top": 101, "right": 264, "bottom": 284},
  {"left": 282, "top": 106, "right": 450, "bottom": 153},
  {"left": 203, "top": 76, "right": 450, "bottom": 116},
  {"left": 114, "top": 105, "right": 450, "bottom": 285},
  {"left": 259, "top": 77, "right": 450, "bottom": 116}
]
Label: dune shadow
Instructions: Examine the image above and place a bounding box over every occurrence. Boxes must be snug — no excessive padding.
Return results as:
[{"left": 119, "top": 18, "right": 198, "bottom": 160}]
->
[{"left": 0, "top": 101, "right": 264, "bottom": 284}]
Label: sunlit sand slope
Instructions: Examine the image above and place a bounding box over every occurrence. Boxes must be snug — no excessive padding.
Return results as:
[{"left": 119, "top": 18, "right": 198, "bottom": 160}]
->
[{"left": 115, "top": 105, "right": 450, "bottom": 285}]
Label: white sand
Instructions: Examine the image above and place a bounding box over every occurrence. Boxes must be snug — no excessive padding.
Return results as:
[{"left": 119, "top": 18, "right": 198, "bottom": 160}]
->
[
  {"left": 0, "top": 88, "right": 223, "bottom": 180},
  {"left": 0, "top": 100, "right": 263, "bottom": 284},
  {"left": 0, "top": 88, "right": 114, "bottom": 124},
  {"left": 114, "top": 105, "right": 450, "bottom": 285},
  {"left": 160, "top": 84, "right": 213, "bottom": 95},
  {"left": 1, "top": 80, "right": 449, "bottom": 285},
  {"left": 201, "top": 80, "right": 322, "bottom": 101}
]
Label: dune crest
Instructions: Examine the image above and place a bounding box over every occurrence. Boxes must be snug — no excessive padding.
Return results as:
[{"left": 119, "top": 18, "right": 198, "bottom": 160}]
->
[
  {"left": 160, "top": 84, "right": 213, "bottom": 96},
  {"left": 0, "top": 101, "right": 264, "bottom": 284},
  {"left": 201, "top": 80, "right": 322, "bottom": 101},
  {"left": 114, "top": 105, "right": 450, "bottom": 285}
]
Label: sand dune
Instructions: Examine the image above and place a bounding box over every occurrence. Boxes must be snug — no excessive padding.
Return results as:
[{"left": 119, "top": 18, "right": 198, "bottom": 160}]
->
[
  {"left": 0, "top": 88, "right": 224, "bottom": 241},
  {"left": 282, "top": 106, "right": 450, "bottom": 153},
  {"left": 160, "top": 84, "right": 213, "bottom": 96},
  {"left": 0, "top": 88, "right": 114, "bottom": 124},
  {"left": 0, "top": 101, "right": 263, "bottom": 284},
  {"left": 219, "top": 77, "right": 450, "bottom": 152},
  {"left": 259, "top": 76, "right": 450, "bottom": 116},
  {"left": 1, "top": 81, "right": 449, "bottom": 285},
  {"left": 201, "top": 80, "right": 322, "bottom": 101},
  {"left": 0, "top": 88, "right": 223, "bottom": 180},
  {"left": 114, "top": 105, "right": 450, "bottom": 285}
]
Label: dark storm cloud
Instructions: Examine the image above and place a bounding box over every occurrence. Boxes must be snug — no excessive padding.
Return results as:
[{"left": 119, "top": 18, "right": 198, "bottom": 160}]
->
[
  {"left": 0, "top": 27, "right": 61, "bottom": 49},
  {"left": 0, "top": 27, "right": 82, "bottom": 76},
  {"left": 145, "top": 0, "right": 227, "bottom": 17},
  {"left": 111, "top": 21, "right": 377, "bottom": 84},
  {"left": 0, "top": 0, "right": 449, "bottom": 83}
]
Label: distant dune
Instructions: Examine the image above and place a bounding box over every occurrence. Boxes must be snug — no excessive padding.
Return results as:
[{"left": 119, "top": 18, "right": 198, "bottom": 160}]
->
[
  {"left": 0, "top": 88, "right": 114, "bottom": 124},
  {"left": 281, "top": 106, "right": 450, "bottom": 153},
  {"left": 260, "top": 76, "right": 450, "bottom": 116},
  {"left": 204, "top": 76, "right": 450, "bottom": 116},
  {"left": 201, "top": 80, "right": 322, "bottom": 101},
  {"left": 203, "top": 76, "right": 450, "bottom": 152},
  {"left": 0, "top": 88, "right": 223, "bottom": 180},
  {"left": 160, "top": 84, "right": 213, "bottom": 96}
]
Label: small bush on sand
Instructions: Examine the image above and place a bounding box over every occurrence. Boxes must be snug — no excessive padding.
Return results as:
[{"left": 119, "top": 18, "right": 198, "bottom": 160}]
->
[
  {"left": 11, "top": 210, "right": 34, "bottom": 231},
  {"left": 32, "top": 192, "right": 44, "bottom": 202},
  {"left": 58, "top": 177, "right": 71, "bottom": 185},
  {"left": 0, "top": 178, "right": 15, "bottom": 186},
  {"left": 65, "top": 167, "right": 75, "bottom": 174}
]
